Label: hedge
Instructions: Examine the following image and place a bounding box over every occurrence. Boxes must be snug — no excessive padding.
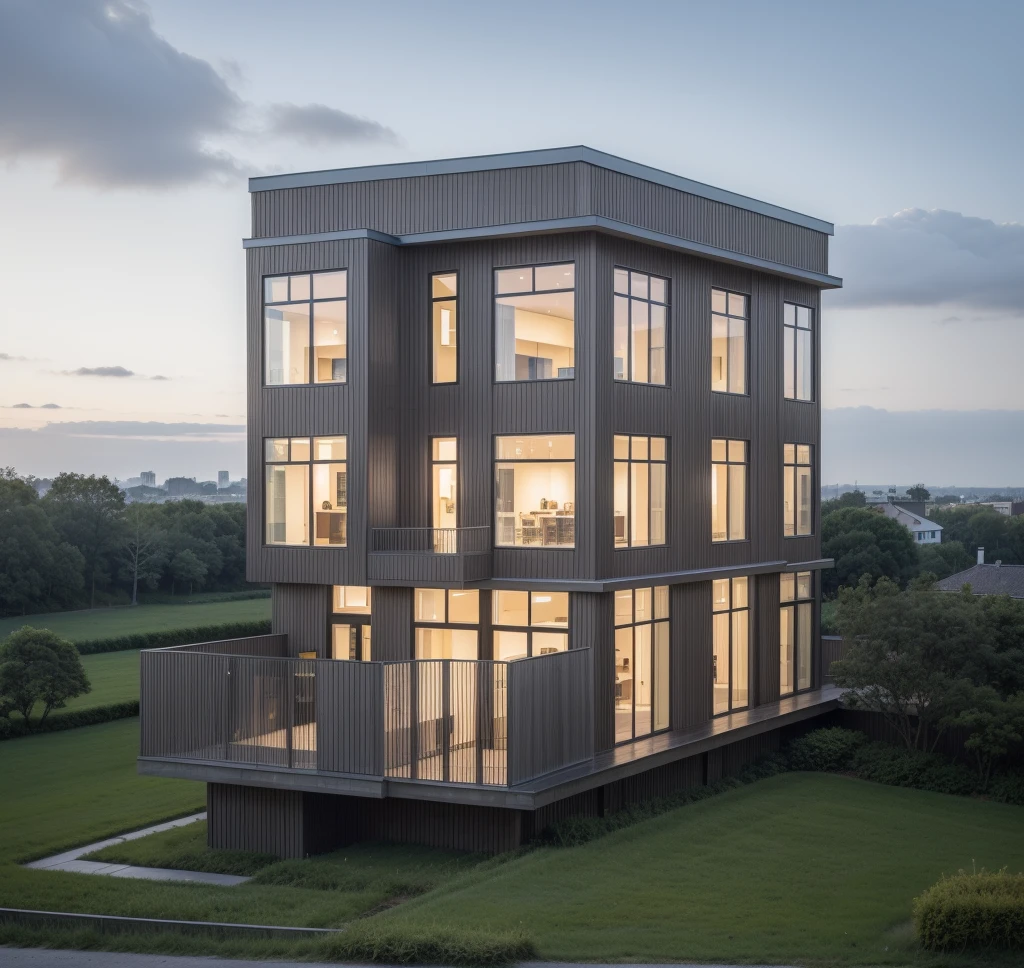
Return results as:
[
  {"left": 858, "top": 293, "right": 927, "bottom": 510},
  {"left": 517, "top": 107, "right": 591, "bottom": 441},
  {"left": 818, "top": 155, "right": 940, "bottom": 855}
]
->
[
  {"left": 915, "top": 870, "right": 1024, "bottom": 951},
  {"left": 0, "top": 701, "right": 139, "bottom": 741},
  {"left": 75, "top": 620, "right": 272, "bottom": 655}
]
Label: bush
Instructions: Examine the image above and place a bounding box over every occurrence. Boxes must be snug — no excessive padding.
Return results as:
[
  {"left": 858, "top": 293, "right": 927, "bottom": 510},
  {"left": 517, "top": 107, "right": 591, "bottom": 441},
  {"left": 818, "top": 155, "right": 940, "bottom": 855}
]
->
[
  {"left": 75, "top": 620, "right": 271, "bottom": 655},
  {"left": 787, "top": 726, "right": 867, "bottom": 771},
  {"left": 915, "top": 869, "right": 1024, "bottom": 951},
  {"left": 852, "top": 742, "right": 977, "bottom": 797},
  {"left": 0, "top": 701, "right": 139, "bottom": 741},
  {"left": 987, "top": 771, "right": 1024, "bottom": 807},
  {"left": 316, "top": 922, "right": 534, "bottom": 966}
]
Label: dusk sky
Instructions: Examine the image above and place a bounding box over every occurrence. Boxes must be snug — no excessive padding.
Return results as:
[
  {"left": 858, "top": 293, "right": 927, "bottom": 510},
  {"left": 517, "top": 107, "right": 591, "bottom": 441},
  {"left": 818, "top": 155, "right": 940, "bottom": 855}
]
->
[{"left": 1, "top": 0, "right": 1021, "bottom": 486}]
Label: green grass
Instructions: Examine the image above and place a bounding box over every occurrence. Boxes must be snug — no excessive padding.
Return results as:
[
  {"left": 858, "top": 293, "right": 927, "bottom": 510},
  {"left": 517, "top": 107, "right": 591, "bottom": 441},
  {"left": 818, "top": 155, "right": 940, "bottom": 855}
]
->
[
  {"left": 8, "top": 651, "right": 140, "bottom": 722},
  {"left": 0, "top": 598, "right": 271, "bottom": 643},
  {"left": 383, "top": 773, "right": 1024, "bottom": 966}
]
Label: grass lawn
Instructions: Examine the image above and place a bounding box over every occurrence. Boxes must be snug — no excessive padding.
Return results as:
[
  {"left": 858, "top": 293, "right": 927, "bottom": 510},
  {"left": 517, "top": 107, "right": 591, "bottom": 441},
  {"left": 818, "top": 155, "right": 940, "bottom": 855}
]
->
[
  {"left": 9, "top": 651, "right": 140, "bottom": 722},
  {"left": 383, "top": 773, "right": 1024, "bottom": 966},
  {"left": 0, "top": 598, "right": 270, "bottom": 642}
]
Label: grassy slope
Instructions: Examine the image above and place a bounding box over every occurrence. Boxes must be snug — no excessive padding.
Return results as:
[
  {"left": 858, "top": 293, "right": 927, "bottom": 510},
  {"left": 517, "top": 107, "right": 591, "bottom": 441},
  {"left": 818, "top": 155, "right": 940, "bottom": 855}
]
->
[
  {"left": 0, "top": 598, "right": 270, "bottom": 642},
  {"left": 384, "top": 773, "right": 1024, "bottom": 966}
]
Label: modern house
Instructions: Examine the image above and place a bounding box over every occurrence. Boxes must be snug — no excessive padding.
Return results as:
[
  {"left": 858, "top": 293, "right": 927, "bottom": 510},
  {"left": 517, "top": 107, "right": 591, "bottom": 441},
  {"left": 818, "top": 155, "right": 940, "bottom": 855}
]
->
[
  {"left": 937, "top": 548, "right": 1024, "bottom": 599},
  {"left": 875, "top": 502, "right": 943, "bottom": 544},
  {"left": 138, "top": 147, "right": 842, "bottom": 856}
]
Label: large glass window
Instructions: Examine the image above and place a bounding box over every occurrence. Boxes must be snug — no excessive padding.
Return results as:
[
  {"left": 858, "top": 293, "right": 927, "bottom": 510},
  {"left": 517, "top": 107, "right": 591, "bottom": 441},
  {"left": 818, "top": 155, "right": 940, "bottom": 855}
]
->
[
  {"left": 613, "top": 268, "right": 668, "bottom": 384},
  {"left": 711, "top": 439, "right": 747, "bottom": 542},
  {"left": 784, "top": 303, "right": 814, "bottom": 402},
  {"left": 431, "top": 438, "right": 458, "bottom": 550},
  {"left": 265, "top": 436, "right": 347, "bottom": 547},
  {"left": 780, "top": 572, "right": 813, "bottom": 695},
  {"left": 331, "top": 586, "right": 371, "bottom": 660},
  {"left": 415, "top": 589, "right": 479, "bottom": 659},
  {"left": 784, "top": 444, "right": 813, "bottom": 537},
  {"left": 264, "top": 270, "right": 347, "bottom": 386},
  {"left": 495, "top": 263, "right": 575, "bottom": 381},
  {"left": 431, "top": 272, "right": 457, "bottom": 384},
  {"left": 711, "top": 288, "right": 747, "bottom": 394},
  {"left": 614, "top": 586, "right": 669, "bottom": 742},
  {"left": 492, "top": 591, "right": 569, "bottom": 660},
  {"left": 614, "top": 435, "right": 667, "bottom": 547},
  {"left": 713, "top": 577, "right": 749, "bottom": 714},
  {"left": 495, "top": 435, "right": 575, "bottom": 547}
]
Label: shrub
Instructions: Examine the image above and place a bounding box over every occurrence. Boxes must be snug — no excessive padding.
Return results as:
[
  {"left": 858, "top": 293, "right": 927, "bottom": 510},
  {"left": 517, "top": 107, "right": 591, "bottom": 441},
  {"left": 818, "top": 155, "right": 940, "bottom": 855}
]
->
[
  {"left": 852, "top": 742, "right": 977, "bottom": 797},
  {"left": 914, "top": 869, "right": 1024, "bottom": 951},
  {"left": 0, "top": 700, "right": 139, "bottom": 741},
  {"left": 0, "top": 626, "right": 89, "bottom": 724},
  {"left": 787, "top": 726, "right": 867, "bottom": 771},
  {"left": 987, "top": 771, "right": 1024, "bottom": 807},
  {"left": 316, "top": 922, "right": 534, "bottom": 966},
  {"left": 75, "top": 620, "right": 271, "bottom": 655}
]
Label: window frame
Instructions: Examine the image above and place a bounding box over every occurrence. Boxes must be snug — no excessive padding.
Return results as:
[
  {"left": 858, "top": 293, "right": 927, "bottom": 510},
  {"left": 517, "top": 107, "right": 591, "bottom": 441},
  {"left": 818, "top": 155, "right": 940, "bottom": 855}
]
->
[
  {"left": 263, "top": 435, "right": 348, "bottom": 549},
  {"left": 613, "top": 586, "right": 670, "bottom": 743},
  {"left": 493, "top": 261, "right": 576, "bottom": 384},
  {"left": 492, "top": 590, "right": 571, "bottom": 658},
  {"left": 783, "top": 443, "right": 814, "bottom": 538},
  {"left": 780, "top": 571, "right": 814, "bottom": 696},
  {"left": 429, "top": 436, "right": 459, "bottom": 533},
  {"left": 710, "top": 287, "right": 750, "bottom": 396},
  {"left": 613, "top": 434, "right": 669, "bottom": 549},
  {"left": 712, "top": 576, "right": 750, "bottom": 715},
  {"left": 783, "top": 301, "right": 815, "bottom": 403},
  {"left": 429, "top": 270, "right": 459, "bottom": 386},
  {"left": 613, "top": 266, "right": 671, "bottom": 387},
  {"left": 711, "top": 438, "right": 749, "bottom": 544},
  {"left": 414, "top": 589, "right": 481, "bottom": 659},
  {"left": 262, "top": 269, "right": 348, "bottom": 388}
]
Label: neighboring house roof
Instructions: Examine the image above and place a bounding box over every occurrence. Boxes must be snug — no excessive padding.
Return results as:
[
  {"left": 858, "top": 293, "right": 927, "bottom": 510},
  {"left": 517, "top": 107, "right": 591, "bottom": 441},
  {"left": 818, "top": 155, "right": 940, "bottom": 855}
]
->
[
  {"left": 936, "top": 564, "right": 1024, "bottom": 599},
  {"left": 876, "top": 502, "right": 943, "bottom": 534}
]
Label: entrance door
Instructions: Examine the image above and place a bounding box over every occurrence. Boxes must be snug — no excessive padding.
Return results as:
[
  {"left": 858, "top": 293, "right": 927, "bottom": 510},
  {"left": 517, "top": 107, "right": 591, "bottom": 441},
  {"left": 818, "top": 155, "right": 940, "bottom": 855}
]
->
[
  {"left": 431, "top": 437, "right": 457, "bottom": 552},
  {"left": 331, "top": 621, "right": 371, "bottom": 661}
]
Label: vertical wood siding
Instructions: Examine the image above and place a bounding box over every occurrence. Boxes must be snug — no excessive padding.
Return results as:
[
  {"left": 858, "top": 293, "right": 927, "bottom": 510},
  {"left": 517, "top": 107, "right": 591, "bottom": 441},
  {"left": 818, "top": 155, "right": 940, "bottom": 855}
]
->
[
  {"left": 672, "top": 581, "right": 713, "bottom": 728},
  {"left": 571, "top": 591, "right": 615, "bottom": 752},
  {"left": 272, "top": 584, "right": 332, "bottom": 657},
  {"left": 755, "top": 572, "right": 782, "bottom": 704}
]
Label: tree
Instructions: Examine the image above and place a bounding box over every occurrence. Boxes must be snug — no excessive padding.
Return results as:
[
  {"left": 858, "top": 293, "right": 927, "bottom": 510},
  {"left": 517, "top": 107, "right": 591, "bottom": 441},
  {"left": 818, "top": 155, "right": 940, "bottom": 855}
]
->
[
  {"left": 906, "top": 483, "right": 931, "bottom": 502},
  {"left": 170, "top": 549, "right": 207, "bottom": 597},
  {"left": 121, "top": 503, "right": 165, "bottom": 606},
  {"left": 930, "top": 506, "right": 1018, "bottom": 564},
  {"left": 821, "top": 489, "right": 867, "bottom": 517},
  {"left": 953, "top": 688, "right": 1024, "bottom": 788},
  {"left": 821, "top": 507, "right": 918, "bottom": 597},
  {"left": 0, "top": 627, "right": 90, "bottom": 726},
  {"left": 917, "top": 540, "right": 973, "bottom": 580},
  {"left": 43, "top": 473, "right": 126, "bottom": 607}
]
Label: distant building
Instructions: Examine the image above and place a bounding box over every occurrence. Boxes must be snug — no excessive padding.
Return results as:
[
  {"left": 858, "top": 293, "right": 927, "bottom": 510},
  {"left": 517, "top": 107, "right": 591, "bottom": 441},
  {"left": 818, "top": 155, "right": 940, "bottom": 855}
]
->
[
  {"left": 936, "top": 548, "right": 1024, "bottom": 599},
  {"left": 140, "top": 470, "right": 156, "bottom": 487},
  {"left": 875, "top": 502, "right": 942, "bottom": 544},
  {"left": 164, "top": 476, "right": 202, "bottom": 497},
  {"left": 218, "top": 470, "right": 230, "bottom": 488},
  {"left": 981, "top": 501, "right": 1024, "bottom": 517}
]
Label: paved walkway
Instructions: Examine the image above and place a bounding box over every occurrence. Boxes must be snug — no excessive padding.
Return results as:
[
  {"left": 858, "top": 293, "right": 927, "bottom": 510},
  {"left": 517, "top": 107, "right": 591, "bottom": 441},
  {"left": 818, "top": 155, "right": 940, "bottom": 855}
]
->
[{"left": 23, "top": 813, "right": 249, "bottom": 887}]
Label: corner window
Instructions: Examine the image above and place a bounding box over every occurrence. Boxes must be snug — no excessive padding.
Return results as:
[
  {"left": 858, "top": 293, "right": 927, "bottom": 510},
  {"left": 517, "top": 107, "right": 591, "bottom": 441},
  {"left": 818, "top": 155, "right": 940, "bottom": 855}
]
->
[
  {"left": 711, "top": 288, "right": 747, "bottom": 394},
  {"left": 784, "top": 303, "right": 814, "bottom": 402},
  {"left": 495, "top": 435, "right": 575, "bottom": 548},
  {"left": 614, "top": 586, "right": 670, "bottom": 742},
  {"left": 614, "top": 435, "right": 667, "bottom": 547},
  {"left": 495, "top": 263, "right": 575, "bottom": 381},
  {"left": 431, "top": 273, "right": 457, "bottom": 384},
  {"left": 780, "top": 572, "right": 813, "bottom": 695},
  {"left": 713, "top": 576, "right": 749, "bottom": 714},
  {"left": 415, "top": 589, "right": 479, "bottom": 659},
  {"left": 613, "top": 268, "right": 668, "bottom": 384},
  {"left": 264, "top": 270, "right": 347, "bottom": 386},
  {"left": 492, "top": 591, "right": 569, "bottom": 659},
  {"left": 711, "top": 439, "right": 747, "bottom": 542},
  {"left": 264, "top": 436, "right": 347, "bottom": 547},
  {"left": 783, "top": 444, "right": 813, "bottom": 537}
]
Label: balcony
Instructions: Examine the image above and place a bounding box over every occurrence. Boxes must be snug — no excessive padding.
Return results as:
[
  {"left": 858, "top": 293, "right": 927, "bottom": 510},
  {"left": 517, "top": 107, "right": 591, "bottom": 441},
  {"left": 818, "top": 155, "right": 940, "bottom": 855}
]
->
[
  {"left": 139, "top": 635, "right": 593, "bottom": 791},
  {"left": 367, "top": 526, "right": 491, "bottom": 584}
]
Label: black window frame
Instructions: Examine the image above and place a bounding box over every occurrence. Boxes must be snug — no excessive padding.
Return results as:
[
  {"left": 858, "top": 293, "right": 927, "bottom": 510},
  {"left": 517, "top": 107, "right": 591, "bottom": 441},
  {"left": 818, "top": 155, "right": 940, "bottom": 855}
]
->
[
  {"left": 613, "top": 434, "right": 669, "bottom": 549},
  {"left": 780, "top": 571, "right": 814, "bottom": 696},
  {"left": 613, "top": 267, "right": 671, "bottom": 386},
  {"left": 429, "top": 270, "right": 459, "bottom": 386},
  {"left": 491, "top": 590, "right": 571, "bottom": 658},
  {"left": 710, "top": 287, "right": 750, "bottom": 396},
  {"left": 429, "top": 435, "right": 459, "bottom": 534},
  {"left": 783, "top": 302, "right": 815, "bottom": 403},
  {"left": 783, "top": 443, "right": 814, "bottom": 538},
  {"left": 613, "top": 586, "right": 671, "bottom": 743},
  {"left": 712, "top": 576, "right": 751, "bottom": 715},
  {"left": 413, "top": 588, "right": 481, "bottom": 658},
  {"left": 711, "top": 438, "right": 749, "bottom": 544}
]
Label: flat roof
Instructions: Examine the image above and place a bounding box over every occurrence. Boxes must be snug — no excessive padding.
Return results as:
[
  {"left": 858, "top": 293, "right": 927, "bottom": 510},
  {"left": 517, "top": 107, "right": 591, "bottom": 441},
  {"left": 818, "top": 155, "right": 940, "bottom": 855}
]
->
[{"left": 248, "top": 145, "right": 834, "bottom": 236}]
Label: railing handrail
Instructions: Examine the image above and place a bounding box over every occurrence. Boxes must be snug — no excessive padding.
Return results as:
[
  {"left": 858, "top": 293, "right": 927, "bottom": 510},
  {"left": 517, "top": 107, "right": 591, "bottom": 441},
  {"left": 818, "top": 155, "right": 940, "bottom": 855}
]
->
[
  {"left": 142, "top": 633, "right": 287, "bottom": 655},
  {"left": 371, "top": 525, "right": 490, "bottom": 534},
  {"left": 369, "top": 525, "right": 492, "bottom": 555}
]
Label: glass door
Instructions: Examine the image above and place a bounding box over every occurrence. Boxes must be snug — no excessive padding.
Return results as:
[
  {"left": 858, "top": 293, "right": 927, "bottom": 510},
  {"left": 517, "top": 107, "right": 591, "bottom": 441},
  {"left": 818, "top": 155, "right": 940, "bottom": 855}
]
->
[
  {"left": 431, "top": 437, "right": 457, "bottom": 552},
  {"left": 331, "top": 621, "right": 371, "bottom": 661}
]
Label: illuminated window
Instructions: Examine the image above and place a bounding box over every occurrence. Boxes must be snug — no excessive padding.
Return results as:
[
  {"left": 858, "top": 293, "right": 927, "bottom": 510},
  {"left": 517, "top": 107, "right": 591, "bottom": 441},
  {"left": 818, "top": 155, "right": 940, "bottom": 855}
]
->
[
  {"left": 414, "top": 589, "right": 479, "bottom": 659},
  {"left": 784, "top": 303, "right": 814, "bottom": 402},
  {"left": 614, "top": 586, "right": 669, "bottom": 742},
  {"left": 431, "top": 272, "right": 457, "bottom": 384},
  {"left": 711, "top": 439, "right": 747, "bottom": 542},
  {"left": 495, "top": 435, "right": 575, "bottom": 548},
  {"left": 431, "top": 438, "right": 458, "bottom": 551},
  {"left": 264, "top": 270, "right": 347, "bottom": 385},
  {"left": 495, "top": 263, "right": 575, "bottom": 381},
  {"left": 613, "top": 435, "right": 667, "bottom": 547},
  {"left": 783, "top": 444, "right": 813, "bottom": 537},
  {"left": 331, "top": 587, "right": 371, "bottom": 660},
  {"left": 712, "top": 577, "right": 749, "bottom": 714},
  {"left": 264, "top": 436, "right": 347, "bottom": 547},
  {"left": 711, "top": 288, "right": 747, "bottom": 394},
  {"left": 492, "top": 591, "right": 569, "bottom": 660},
  {"left": 780, "top": 572, "right": 813, "bottom": 695},
  {"left": 613, "top": 268, "right": 668, "bottom": 384}
]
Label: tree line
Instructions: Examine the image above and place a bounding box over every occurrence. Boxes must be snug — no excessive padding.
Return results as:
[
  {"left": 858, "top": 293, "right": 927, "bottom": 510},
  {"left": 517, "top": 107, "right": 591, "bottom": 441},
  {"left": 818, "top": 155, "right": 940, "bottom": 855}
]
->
[
  {"left": 0, "top": 468, "right": 250, "bottom": 617},
  {"left": 820, "top": 488, "right": 1024, "bottom": 598}
]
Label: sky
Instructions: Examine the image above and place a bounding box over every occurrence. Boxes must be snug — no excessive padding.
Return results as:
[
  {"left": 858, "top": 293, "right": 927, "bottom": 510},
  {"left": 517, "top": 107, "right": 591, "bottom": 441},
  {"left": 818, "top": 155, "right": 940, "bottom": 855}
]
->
[{"left": 0, "top": 0, "right": 1021, "bottom": 485}]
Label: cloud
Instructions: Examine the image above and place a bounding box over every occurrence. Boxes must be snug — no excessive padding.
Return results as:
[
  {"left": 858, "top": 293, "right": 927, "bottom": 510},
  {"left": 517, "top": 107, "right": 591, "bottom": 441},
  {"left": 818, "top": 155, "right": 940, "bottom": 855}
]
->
[
  {"left": 150, "top": 375, "right": 171, "bottom": 381},
  {"left": 36, "top": 420, "right": 244, "bottom": 437},
  {"left": 64, "top": 365, "right": 135, "bottom": 378},
  {"left": 8, "top": 403, "right": 61, "bottom": 409},
  {"left": 0, "top": 1, "right": 399, "bottom": 188},
  {"left": 0, "top": 353, "right": 29, "bottom": 361},
  {"left": 829, "top": 209, "right": 1024, "bottom": 314},
  {"left": 265, "top": 103, "right": 400, "bottom": 147}
]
